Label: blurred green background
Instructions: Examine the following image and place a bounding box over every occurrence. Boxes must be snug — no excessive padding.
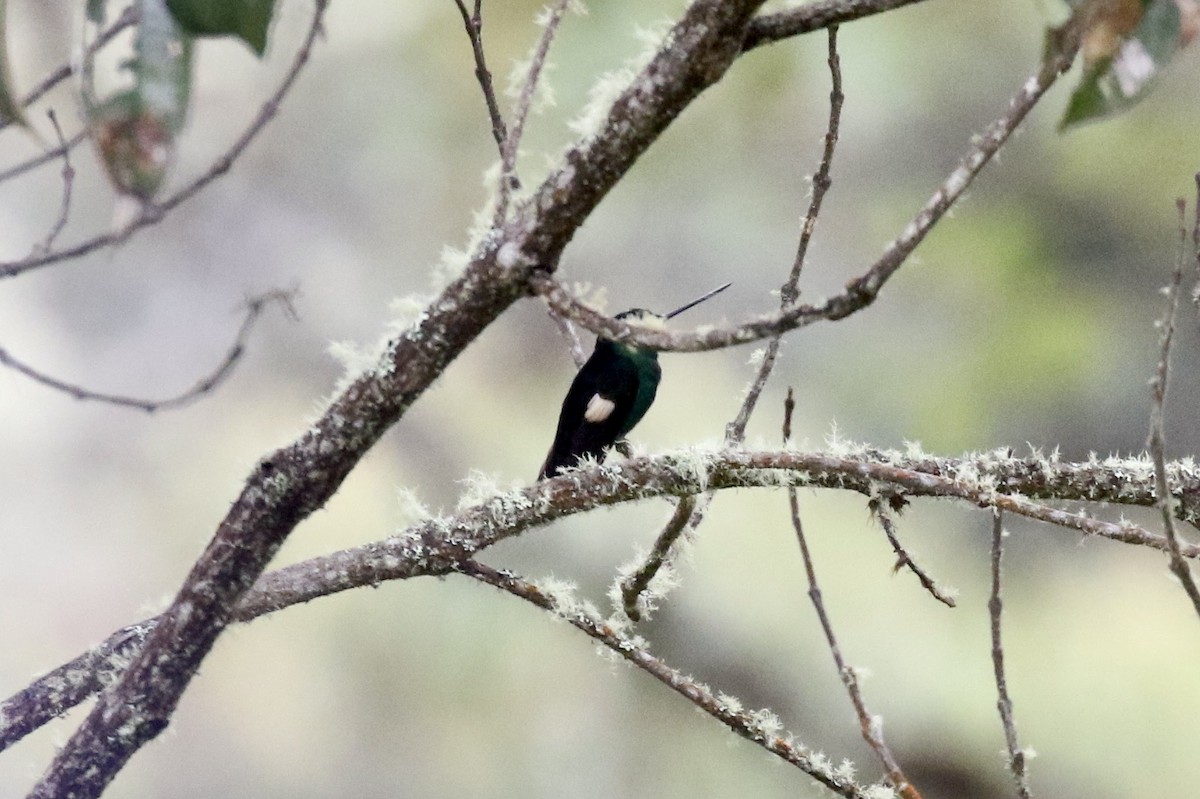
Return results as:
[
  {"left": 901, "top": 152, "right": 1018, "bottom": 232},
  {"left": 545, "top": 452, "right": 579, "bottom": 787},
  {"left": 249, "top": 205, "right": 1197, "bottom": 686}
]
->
[{"left": 2, "top": 1, "right": 1200, "bottom": 797}]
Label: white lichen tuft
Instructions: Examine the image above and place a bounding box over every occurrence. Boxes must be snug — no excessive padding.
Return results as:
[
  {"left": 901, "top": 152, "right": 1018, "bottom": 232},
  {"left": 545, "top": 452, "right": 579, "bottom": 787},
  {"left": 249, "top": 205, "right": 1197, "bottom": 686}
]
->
[
  {"left": 386, "top": 294, "right": 432, "bottom": 334},
  {"left": 456, "top": 469, "right": 504, "bottom": 511},
  {"left": 393, "top": 486, "right": 432, "bottom": 523},
  {"left": 568, "top": 67, "right": 634, "bottom": 141},
  {"left": 608, "top": 544, "right": 683, "bottom": 621},
  {"left": 631, "top": 18, "right": 675, "bottom": 59},
  {"left": 716, "top": 692, "right": 744, "bottom": 714},
  {"left": 810, "top": 750, "right": 833, "bottom": 774},
  {"left": 863, "top": 786, "right": 899, "bottom": 799},
  {"left": 327, "top": 339, "right": 383, "bottom": 397},
  {"left": 507, "top": 56, "right": 557, "bottom": 115},
  {"left": 534, "top": 575, "right": 584, "bottom": 618},
  {"left": 431, "top": 242, "right": 472, "bottom": 291},
  {"left": 747, "top": 707, "right": 783, "bottom": 740}
]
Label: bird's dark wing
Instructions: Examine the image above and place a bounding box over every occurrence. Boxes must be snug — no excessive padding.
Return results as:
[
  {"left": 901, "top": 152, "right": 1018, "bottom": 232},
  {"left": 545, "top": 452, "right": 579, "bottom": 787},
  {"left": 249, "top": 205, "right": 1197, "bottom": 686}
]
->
[{"left": 539, "top": 349, "right": 639, "bottom": 479}]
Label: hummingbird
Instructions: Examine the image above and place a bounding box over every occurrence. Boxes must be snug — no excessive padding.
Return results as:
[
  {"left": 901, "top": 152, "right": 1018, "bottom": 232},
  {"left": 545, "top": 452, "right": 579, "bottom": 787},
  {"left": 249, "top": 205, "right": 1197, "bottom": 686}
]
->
[{"left": 538, "top": 282, "right": 731, "bottom": 480}]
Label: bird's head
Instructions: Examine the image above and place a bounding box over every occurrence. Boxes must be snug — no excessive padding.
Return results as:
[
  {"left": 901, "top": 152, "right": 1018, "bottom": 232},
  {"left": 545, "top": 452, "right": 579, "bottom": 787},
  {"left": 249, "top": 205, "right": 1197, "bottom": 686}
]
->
[
  {"left": 614, "top": 308, "right": 667, "bottom": 329},
  {"left": 606, "top": 282, "right": 732, "bottom": 344}
]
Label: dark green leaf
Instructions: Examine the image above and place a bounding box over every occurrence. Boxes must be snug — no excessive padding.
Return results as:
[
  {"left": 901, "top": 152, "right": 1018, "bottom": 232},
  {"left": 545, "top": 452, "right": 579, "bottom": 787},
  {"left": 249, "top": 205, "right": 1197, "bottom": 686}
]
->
[
  {"left": 86, "top": 0, "right": 193, "bottom": 199},
  {"left": 135, "top": 0, "right": 193, "bottom": 135},
  {"left": 165, "top": 0, "right": 276, "bottom": 56},
  {"left": 87, "top": 0, "right": 107, "bottom": 24}
]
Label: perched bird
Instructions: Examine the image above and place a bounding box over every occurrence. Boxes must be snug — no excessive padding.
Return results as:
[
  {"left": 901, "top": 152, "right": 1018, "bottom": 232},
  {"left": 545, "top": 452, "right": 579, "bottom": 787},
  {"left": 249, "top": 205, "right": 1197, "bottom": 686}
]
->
[{"left": 538, "top": 283, "right": 731, "bottom": 479}]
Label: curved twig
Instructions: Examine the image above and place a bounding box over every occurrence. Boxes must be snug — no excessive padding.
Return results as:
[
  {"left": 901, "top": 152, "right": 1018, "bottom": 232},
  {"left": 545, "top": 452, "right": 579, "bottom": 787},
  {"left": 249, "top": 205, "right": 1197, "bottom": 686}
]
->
[{"left": 0, "top": 289, "right": 297, "bottom": 412}]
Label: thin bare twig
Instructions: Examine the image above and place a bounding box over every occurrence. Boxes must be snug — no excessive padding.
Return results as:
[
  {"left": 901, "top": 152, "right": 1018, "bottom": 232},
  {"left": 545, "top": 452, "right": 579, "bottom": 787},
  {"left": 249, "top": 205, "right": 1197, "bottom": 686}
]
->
[
  {"left": 452, "top": 559, "right": 877, "bottom": 799},
  {"left": 548, "top": 305, "right": 587, "bottom": 367},
  {"left": 452, "top": 0, "right": 508, "bottom": 157},
  {"left": 728, "top": 26, "right": 842, "bottom": 443},
  {"left": 871, "top": 497, "right": 956, "bottom": 607},
  {"left": 783, "top": 387, "right": 918, "bottom": 795},
  {"left": 640, "top": 28, "right": 841, "bottom": 626},
  {"left": 0, "top": 6, "right": 138, "bottom": 136},
  {"left": 989, "top": 509, "right": 1033, "bottom": 798},
  {"left": 620, "top": 494, "right": 697, "bottom": 621},
  {"left": 1148, "top": 200, "right": 1200, "bottom": 620},
  {"left": 0, "top": 128, "right": 88, "bottom": 186},
  {"left": 0, "top": 7, "right": 136, "bottom": 185},
  {"left": 742, "top": 0, "right": 927, "bottom": 52},
  {"left": 789, "top": 489, "right": 920, "bottom": 798},
  {"left": 0, "top": 289, "right": 296, "bottom": 412},
  {"left": 494, "top": 0, "right": 573, "bottom": 224},
  {"left": 0, "top": 0, "right": 330, "bottom": 279},
  {"left": 29, "top": 110, "right": 75, "bottom": 256}
]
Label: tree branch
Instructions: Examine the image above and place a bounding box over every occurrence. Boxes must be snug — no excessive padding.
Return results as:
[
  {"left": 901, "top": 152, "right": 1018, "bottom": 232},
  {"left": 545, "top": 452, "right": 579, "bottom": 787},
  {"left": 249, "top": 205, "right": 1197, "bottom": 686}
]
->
[
  {"left": 452, "top": 0, "right": 508, "bottom": 157},
  {"left": 727, "top": 25, "right": 842, "bottom": 443},
  {"left": 25, "top": 3, "right": 772, "bottom": 794},
  {"left": 8, "top": 445, "right": 1200, "bottom": 755},
  {"left": 619, "top": 493, "right": 697, "bottom": 621},
  {"left": 452, "top": 559, "right": 879, "bottom": 799},
  {"left": 870, "top": 495, "right": 957, "bottom": 608},
  {"left": 494, "top": 0, "right": 574, "bottom": 224}
]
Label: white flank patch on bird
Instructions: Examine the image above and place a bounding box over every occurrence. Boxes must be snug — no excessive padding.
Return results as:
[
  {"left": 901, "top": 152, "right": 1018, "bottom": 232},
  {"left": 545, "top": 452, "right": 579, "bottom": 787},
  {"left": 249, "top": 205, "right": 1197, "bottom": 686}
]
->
[{"left": 584, "top": 394, "right": 615, "bottom": 423}]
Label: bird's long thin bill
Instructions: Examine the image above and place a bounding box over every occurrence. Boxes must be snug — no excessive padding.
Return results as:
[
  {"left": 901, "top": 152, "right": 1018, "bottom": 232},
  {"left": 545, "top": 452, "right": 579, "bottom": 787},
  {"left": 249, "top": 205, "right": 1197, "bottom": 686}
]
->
[{"left": 664, "top": 282, "right": 732, "bottom": 319}]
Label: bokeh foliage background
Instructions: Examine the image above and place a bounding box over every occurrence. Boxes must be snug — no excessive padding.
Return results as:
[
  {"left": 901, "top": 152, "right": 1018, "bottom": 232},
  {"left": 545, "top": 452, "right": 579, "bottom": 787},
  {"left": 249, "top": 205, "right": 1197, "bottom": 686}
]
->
[{"left": 1, "top": 1, "right": 1199, "bottom": 797}]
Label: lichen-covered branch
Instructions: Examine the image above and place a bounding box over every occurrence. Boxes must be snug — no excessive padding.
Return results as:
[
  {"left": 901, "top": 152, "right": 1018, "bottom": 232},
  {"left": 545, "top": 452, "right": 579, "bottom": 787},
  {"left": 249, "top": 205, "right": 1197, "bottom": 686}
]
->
[
  {"left": 453, "top": 559, "right": 879, "bottom": 798},
  {"left": 8, "top": 445, "right": 1200, "bottom": 757},
  {"left": 25, "top": 3, "right": 773, "bottom": 795}
]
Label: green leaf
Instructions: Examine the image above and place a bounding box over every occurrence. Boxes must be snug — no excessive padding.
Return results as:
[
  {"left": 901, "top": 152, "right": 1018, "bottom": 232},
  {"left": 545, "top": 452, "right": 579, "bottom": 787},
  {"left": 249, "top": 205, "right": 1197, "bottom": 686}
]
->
[
  {"left": 0, "top": 0, "right": 28, "bottom": 129},
  {"left": 87, "top": 0, "right": 107, "bottom": 24},
  {"left": 165, "top": 0, "right": 277, "bottom": 56},
  {"left": 135, "top": 0, "right": 193, "bottom": 135},
  {"left": 1060, "top": 0, "right": 1182, "bottom": 129},
  {"left": 91, "top": 92, "right": 175, "bottom": 199},
  {"left": 86, "top": 0, "right": 193, "bottom": 199}
]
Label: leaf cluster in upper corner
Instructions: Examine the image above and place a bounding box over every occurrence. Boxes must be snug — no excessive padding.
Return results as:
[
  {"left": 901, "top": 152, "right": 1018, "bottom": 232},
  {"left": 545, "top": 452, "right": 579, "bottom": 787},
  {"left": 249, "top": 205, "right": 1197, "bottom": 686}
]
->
[
  {"left": 1057, "top": 0, "right": 1198, "bottom": 129},
  {"left": 77, "top": 0, "right": 279, "bottom": 201}
]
